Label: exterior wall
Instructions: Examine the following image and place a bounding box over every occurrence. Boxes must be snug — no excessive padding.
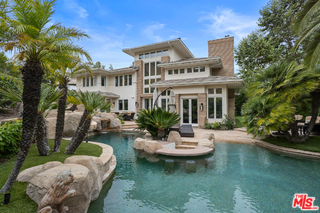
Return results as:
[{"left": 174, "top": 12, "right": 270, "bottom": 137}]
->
[
  {"left": 134, "top": 60, "right": 144, "bottom": 111},
  {"left": 164, "top": 65, "right": 210, "bottom": 80},
  {"left": 208, "top": 37, "right": 234, "bottom": 77},
  {"left": 198, "top": 93, "right": 207, "bottom": 128},
  {"left": 228, "top": 89, "right": 235, "bottom": 118},
  {"left": 175, "top": 94, "right": 180, "bottom": 123},
  {"left": 161, "top": 56, "right": 170, "bottom": 80}
]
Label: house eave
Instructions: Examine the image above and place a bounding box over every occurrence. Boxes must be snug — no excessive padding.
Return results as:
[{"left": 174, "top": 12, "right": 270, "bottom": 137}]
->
[{"left": 157, "top": 57, "right": 223, "bottom": 69}]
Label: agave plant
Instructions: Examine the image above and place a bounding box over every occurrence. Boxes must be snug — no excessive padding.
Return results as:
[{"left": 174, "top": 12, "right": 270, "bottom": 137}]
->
[
  {"left": 65, "top": 90, "right": 110, "bottom": 154},
  {"left": 136, "top": 108, "right": 180, "bottom": 139}
]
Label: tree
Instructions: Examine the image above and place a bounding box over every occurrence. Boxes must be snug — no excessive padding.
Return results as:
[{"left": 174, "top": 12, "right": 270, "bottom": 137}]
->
[
  {"left": 243, "top": 61, "right": 320, "bottom": 142},
  {"left": 109, "top": 64, "right": 113, "bottom": 70},
  {"left": 51, "top": 57, "right": 91, "bottom": 153},
  {"left": 65, "top": 91, "right": 110, "bottom": 154},
  {"left": 136, "top": 108, "right": 180, "bottom": 139},
  {"left": 0, "top": 0, "right": 90, "bottom": 193},
  {"left": 292, "top": 0, "right": 320, "bottom": 69}
]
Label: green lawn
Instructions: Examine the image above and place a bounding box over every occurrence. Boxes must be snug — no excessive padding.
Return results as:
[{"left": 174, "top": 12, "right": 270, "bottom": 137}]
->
[
  {"left": 262, "top": 136, "right": 320, "bottom": 153},
  {"left": 0, "top": 139, "right": 102, "bottom": 213},
  {"left": 235, "top": 116, "right": 244, "bottom": 128}
]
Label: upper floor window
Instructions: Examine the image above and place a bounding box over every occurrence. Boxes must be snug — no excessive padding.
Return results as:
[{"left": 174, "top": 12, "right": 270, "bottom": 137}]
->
[
  {"left": 119, "top": 76, "right": 123, "bottom": 86},
  {"left": 156, "top": 51, "right": 162, "bottom": 57},
  {"left": 115, "top": 75, "right": 132, "bottom": 87},
  {"left": 129, "top": 75, "right": 132, "bottom": 85},
  {"left": 115, "top": 76, "right": 118, "bottom": 87},
  {"left": 200, "top": 66, "right": 205, "bottom": 72},
  {"left": 124, "top": 75, "right": 128, "bottom": 86},
  {"left": 187, "top": 68, "right": 192, "bottom": 73},
  {"left": 138, "top": 50, "right": 168, "bottom": 59},
  {"left": 151, "top": 52, "right": 155, "bottom": 58},
  {"left": 145, "top": 53, "right": 149, "bottom": 59},
  {"left": 83, "top": 77, "right": 85, "bottom": 87},
  {"left": 163, "top": 49, "right": 168, "bottom": 56},
  {"left": 139, "top": 54, "right": 143, "bottom": 59},
  {"left": 101, "top": 76, "right": 106, "bottom": 86}
]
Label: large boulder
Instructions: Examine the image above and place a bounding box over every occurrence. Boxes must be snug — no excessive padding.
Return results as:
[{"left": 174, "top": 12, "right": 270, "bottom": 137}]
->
[
  {"left": 45, "top": 117, "right": 57, "bottom": 139},
  {"left": 88, "top": 120, "right": 98, "bottom": 132},
  {"left": 167, "top": 131, "right": 182, "bottom": 145},
  {"left": 92, "top": 117, "right": 102, "bottom": 131},
  {"left": 27, "top": 164, "right": 93, "bottom": 213},
  {"left": 198, "top": 139, "right": 215, "bottom": 149},
  {"left": 202, "top": 133, "right": 215, "bottom": 142},
  {"left": 45, "top": 109, "right": 58, "bottom": 118},
  {"left": 144, "top": 140, "right": 163, "bottom": 154},
  {"left": 64, "top": 156, "right": 103, "bottom": 201},
  {"left": 76, "top": 104, "right": 85, "bottom": 112},
  {"left": 133, "top": 138, "right": 146, "bottom": 150},
  {"left": 62, "top": 112, "right": 83, "bottom": 137},
  {"left": 99, "top": 113, "right": 121, "bottom": 129}
]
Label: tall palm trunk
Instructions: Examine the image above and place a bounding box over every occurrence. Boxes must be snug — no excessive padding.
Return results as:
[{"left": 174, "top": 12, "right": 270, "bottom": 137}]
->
[
  {"left": 284, "top": 90, "right": 320, "bottom": 143},
  {"left": 35, "top": 113, "right": 50, "bottom": 156},
  {"left": 65, "top": 117, "right": 91, "bottom": 154},
  {"left": 0, "top": 59, "right": 44, "bottom": 193},
  {"left": 65, "top": 109, "right": 88, "bottom": 152},
  {"left": 53, "top": 80, "right": 68, "bottom": 152}
]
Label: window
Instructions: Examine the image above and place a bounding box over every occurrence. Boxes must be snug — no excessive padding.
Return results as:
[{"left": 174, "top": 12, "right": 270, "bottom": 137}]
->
[
  {"left": 124, "top": 100, "right": 128, "bottom": 110},
  {"left": 139, "top": 54, "right": 143, "bottom": 59},
  {"left": 119, "top": 76, "right": 123, "bottom": 86},
  {"left": 168, "top": 70, "right": 173, "bottom": 75},
  {"left": 193, "top": 67, "right": 199, "bottom": 72},
  {"left": 144, "top": 63, "right": 149, "bottom": 76},
  {"left": 144, "top": 87, "right": 149, "bottom": 93},
  {"left": 174, "top": 69, "right": 178, "bottom": 74},
  {"left": 216, "top": 88, "right": 222, "bottom": 94},
  {"left": 151, "top": 62, "right": 155, "bottom": 76},
  {"left": 94, "top": 75, "right": 97, "bottom": 86},
  {"left": 200, "top": 66, "right": 205, "bottom": 72},
  {"left": 150, "top": 79, "right": 155, "bottom": 84},
  {"left": 156, "top": 51, "right": 162, "bottom": 57},
  {"left": 91, "top": 77, "right": 94, "bottom": 86},
  {"left": 156, "top": 61, "right": 161, "bottom": 75},
  {"left": 151, "top": 52, "right": 155, "bottom": 58},
  {"left": 208, "top": 88, "right": 214, "bottom": 94},
  {"left": 156, "top": 78, "right": 161, "bottom": 82},
  {"left": 124, "top": 75, "right": 128, "bottom": 86},
  {"left": 101, "top": 76, "right": 106, "bottom": 86},
  {"left": 180, "top": 69, "right": 185, "bottom": 74},
  {"left": 86, "top": 77, "right": 89, "bottom": 87},
  {"left": 118, "top": 100, "right": 123, "bottom": 110},
  {"left": 144, "top": 79, "right": 149, "bottom": 85},
  {"left": 161, "top": 99, "right": 166, "bottom": 110},
  {"left": 145, "top": 53, "right": 149, "bottom": 59},
  {"left": 208, "top": 88, "right": 223, "bottom": 119},
  {"left": 151, "top": 87, "right": 155, "bottom": 93},
  {"left": 163, "top": 49, "right": 168, "bottom": 56},
  {"left": 83, "top": 77, "right": 86, "bottom": 87},
  {"left": 187, "top": 68, "right": 192, "bottom": 73},
  {"left": 115, "top": 76, "right": 118, "bottom": 87},
  {"left": 129, "top": 75, "right": 132, "bottom": 85},
  {"left": 144, "top": 99, "right": 149, "bottom": 109}
]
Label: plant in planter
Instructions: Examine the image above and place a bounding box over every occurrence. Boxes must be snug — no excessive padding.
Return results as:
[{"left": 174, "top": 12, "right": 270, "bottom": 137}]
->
[{"left": 136, "top": 108, "right": 180, "bottom": 139}]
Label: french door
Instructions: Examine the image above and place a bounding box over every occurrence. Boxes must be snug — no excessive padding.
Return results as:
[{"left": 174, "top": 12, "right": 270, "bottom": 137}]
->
[{"left": 181, "top": 98, "right": 198, "bottom": 126}]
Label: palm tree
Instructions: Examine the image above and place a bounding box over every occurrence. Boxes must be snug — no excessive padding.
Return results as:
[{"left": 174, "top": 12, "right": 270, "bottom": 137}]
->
[
  {"left": 136, "top": 108, "right": 180, "bottom": 139},
  {"left": 0, "top": 0, "right": 91, "bottom": 193},
  {"left": 50, "top": 57, "right": 92, "bottom": 153},
  {"left": 243, "top": 61, "right": 320, "bottom": 142},
  {"left": 0, "top": 83, "right": 62, "bottom": 155},
  {"left": 292, "top": 0, "right": 320, "bottom": 69},
  {"left": 65, "top": 91, "right": 110, "bottom": 154}
]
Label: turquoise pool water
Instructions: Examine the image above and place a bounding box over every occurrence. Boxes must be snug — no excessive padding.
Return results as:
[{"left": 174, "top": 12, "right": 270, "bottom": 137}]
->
[{"left": 88, "top": 132, "right": 320, "bottom": 213}]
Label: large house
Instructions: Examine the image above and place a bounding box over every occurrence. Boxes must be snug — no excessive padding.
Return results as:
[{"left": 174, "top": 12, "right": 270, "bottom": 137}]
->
[{"left": 74, "top": 36, "right": 243, "bottom": 128}]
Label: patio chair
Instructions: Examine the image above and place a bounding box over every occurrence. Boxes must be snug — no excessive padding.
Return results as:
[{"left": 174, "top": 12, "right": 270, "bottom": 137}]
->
[
  {"left": 180, "top": 124, "right": 194, "bottom": 137},
  {"left": 169, "top": 124, "right": 180, "bottom": 133},
  {"left": 129, "top": 112, "right": 135, "bottom": 120}
]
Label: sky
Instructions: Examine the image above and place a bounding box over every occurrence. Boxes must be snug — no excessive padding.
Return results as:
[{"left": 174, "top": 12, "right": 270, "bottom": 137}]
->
[{"left": 52, "top": 0, "right": 270, "bottom": 70}]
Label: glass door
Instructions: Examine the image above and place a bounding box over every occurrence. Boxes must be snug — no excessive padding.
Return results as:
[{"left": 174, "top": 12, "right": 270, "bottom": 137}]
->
[{"left": 181, "top": 99, "right": 198, "bottom": 126}]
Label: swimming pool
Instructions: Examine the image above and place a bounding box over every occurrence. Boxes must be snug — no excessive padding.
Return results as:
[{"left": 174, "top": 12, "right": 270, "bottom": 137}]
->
[{"left": 88, "top": 132, "right": 320, "bottom": 213}]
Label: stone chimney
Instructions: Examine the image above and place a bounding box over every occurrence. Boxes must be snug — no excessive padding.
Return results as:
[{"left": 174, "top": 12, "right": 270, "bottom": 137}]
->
[{"left": 208, "top": 37, "right": 234, "bottom": 77}]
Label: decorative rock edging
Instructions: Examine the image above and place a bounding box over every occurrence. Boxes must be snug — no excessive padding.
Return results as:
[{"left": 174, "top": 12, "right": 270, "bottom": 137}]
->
[{"left": 254, "top": 139, "right": 320, "bottom": 160}]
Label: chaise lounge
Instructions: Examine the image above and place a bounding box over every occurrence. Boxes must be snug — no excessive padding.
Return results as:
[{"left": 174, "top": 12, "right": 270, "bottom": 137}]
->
[{"left": 180, "top": 124, "right": 194, "bottom": 137}]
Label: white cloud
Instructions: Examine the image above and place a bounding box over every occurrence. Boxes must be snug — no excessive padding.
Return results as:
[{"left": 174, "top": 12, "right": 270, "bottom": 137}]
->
[
  {"left": 63, "top": 0, "right": 88, "bottom": 19},
  {"left": 198, "top": 8, "right": 258, "bottom": 44},
  {"left": 142, "top": 23, "right": 165, "bottom": 42},
  {"left": 126, "top": 24, "right": 133, "bottom": 31}
]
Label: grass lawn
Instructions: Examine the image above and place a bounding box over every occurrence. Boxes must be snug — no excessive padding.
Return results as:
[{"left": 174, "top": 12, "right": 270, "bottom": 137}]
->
[
  {"left": 0, "top": 139, "right": 102, "bottom": 213},
  {"left": 235, "top": 116, "right": 244, "bottom": 128},
  {"left": 262, "top": 135, "right": 320, "bottom": 153}
]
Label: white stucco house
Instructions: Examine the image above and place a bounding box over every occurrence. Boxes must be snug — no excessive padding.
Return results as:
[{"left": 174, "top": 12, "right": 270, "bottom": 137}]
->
[{"left": 73, "top": 36, "right": 243, "bottom": 128}]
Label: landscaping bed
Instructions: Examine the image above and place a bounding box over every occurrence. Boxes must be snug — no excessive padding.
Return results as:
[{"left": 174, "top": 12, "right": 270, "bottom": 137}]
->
[
  {"left": 262, "top": 136, "right": 320, "bottom": 153},
  {"left": 0, "top": 139, "right": 102, "bottom": 213}
]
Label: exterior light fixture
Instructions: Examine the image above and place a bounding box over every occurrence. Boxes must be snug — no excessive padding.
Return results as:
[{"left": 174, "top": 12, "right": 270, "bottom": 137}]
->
[
  {"left": 200, "top": 103, "right": 203, "bottom": 111},
  {"left": 135, "top": 102, "right": 139, "bottom": 108}
]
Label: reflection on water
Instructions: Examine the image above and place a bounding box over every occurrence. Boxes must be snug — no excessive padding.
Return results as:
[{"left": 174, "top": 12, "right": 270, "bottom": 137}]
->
[{"left": 88, "top": 132, "right": 320, "bottom": 213}]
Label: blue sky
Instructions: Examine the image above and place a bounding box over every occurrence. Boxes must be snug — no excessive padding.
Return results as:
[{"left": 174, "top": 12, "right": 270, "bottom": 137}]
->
[{"left": 52, "top": 0, "right": 270, "bottom": 70}]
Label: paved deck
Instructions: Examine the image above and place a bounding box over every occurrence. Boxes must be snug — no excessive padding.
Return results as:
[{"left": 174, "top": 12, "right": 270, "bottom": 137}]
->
[{"left": 156, "top": 147, "right": 214, "bottom": 157}]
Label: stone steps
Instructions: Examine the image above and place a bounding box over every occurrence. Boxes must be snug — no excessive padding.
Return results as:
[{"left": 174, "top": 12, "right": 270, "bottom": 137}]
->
[
  {"left": 121, "top": 123, "right": 138, "bottom": 129},
  {"left": 181, "top": 141, "right": 198, "bottom": 146},
  {"left": 175, "top": 145, "right": 198, "bottom": 149}
]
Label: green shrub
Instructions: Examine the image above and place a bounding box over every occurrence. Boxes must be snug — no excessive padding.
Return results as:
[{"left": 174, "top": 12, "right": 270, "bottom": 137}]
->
[
  {"left": 222, "top": 114, "right": 235, "bottom": 130},
  {"left": 0, "top": 119, "right": 22, "bottom": 158},
  {"left": 204, "top": 117, "right": 211, "bottom": 129},
  {"left": 0, "top": 73, "right": 22, "bottom": 108},
  {"left": 117, "top": 115, "right": 125, "bottom": 124},
  {"left": 212, "top": 122, "right": 221, "bottom": 130}
]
